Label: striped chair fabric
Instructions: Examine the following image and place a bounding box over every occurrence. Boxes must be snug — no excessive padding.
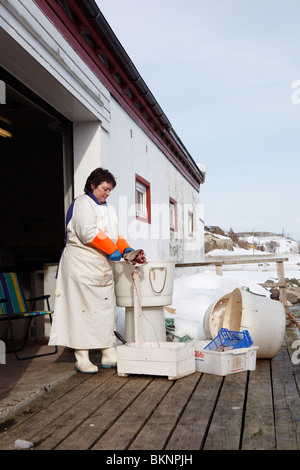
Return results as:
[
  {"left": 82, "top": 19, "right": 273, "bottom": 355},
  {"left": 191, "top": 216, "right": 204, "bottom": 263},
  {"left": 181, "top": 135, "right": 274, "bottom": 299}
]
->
[{"left": 0, "top": 272, "right": 52, "bottom": 318}]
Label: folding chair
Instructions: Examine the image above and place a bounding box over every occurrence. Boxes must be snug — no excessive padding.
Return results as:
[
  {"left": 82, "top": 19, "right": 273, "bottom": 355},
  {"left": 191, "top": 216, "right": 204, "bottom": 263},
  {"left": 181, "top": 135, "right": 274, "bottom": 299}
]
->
[{"left": 0, "top": 272, "right": 58, "bottom": 360}]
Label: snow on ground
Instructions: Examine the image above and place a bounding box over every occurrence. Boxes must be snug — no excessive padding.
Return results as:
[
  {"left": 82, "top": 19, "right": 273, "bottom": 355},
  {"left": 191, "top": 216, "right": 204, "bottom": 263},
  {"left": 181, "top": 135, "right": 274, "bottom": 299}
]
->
[
  {"left": 115, "top": 249, "right": 300, "bottom": 344},
  {"left": 239, "top": 233, "right": 300, "bottom": 254},
  {"left": 171, "top": 249, "right": 300, "bottom": 341},
  {"left": 170, "top": 271, "right": 267, "bottom": 341}
]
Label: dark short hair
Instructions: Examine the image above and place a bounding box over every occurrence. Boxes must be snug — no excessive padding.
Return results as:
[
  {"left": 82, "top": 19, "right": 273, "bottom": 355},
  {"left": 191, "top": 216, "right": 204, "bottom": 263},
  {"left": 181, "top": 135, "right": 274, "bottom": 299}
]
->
[{"left": 84, "top": 168, "right": 117, "bottom": 193}]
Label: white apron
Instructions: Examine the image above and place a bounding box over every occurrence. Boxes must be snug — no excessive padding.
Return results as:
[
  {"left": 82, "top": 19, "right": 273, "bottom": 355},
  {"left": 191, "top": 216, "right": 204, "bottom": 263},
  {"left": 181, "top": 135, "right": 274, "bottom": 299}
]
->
[{"left": 48, "top": 194, "right": 119, "bottom": 350}]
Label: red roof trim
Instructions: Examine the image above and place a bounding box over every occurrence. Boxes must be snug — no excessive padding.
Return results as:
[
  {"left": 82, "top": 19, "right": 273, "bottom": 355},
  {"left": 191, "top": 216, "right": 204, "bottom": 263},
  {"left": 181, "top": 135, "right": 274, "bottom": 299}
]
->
[{"left": 35, "top": 0, "right": 202, "bottom": 190}]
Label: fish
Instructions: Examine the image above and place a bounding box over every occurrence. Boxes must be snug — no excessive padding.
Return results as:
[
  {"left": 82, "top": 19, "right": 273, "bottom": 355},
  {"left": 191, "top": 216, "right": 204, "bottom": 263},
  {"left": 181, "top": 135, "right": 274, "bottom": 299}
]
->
[{"left": 123, "top": 249, "right": 147, "bottom": 265}]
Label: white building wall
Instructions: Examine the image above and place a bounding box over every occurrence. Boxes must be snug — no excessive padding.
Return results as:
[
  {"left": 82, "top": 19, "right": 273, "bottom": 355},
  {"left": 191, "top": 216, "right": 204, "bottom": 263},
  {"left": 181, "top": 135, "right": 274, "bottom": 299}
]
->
[
  {"left": 100, "top": 98, "right": 203, "bottom": 264},
  {"left": 100, "top": 98, "right": 169, "bottom": 260},
  {"left": 73, "top": 122, "right": 102, "bottom": 197},
  {"left": 0, "top": 0, "right": 111, "bottom": 126},
  {"left": 0, "top": 0, "right": 204, "bottom": 266},
  {"left": 166, "top": 159, "right": 204, "bottom": 264}
]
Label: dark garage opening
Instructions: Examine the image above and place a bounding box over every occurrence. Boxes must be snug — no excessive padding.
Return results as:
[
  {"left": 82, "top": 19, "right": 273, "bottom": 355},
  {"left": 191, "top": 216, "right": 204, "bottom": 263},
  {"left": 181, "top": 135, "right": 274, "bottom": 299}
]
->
[{"left": 0, "top": 71, "right": 71, "bottom": 295}]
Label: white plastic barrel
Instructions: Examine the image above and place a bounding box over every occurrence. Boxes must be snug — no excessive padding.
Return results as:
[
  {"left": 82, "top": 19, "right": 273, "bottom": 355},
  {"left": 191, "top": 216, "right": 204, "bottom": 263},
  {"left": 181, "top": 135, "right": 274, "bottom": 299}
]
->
[
  {"left": 203, "top": 286, "right": 286, "bottom": 359},
  {"left": 113, "top": 260, "right": 175, "bottom": 307},
  {"left": 114, "top": 260, "right": 175, "bottom": 343}
]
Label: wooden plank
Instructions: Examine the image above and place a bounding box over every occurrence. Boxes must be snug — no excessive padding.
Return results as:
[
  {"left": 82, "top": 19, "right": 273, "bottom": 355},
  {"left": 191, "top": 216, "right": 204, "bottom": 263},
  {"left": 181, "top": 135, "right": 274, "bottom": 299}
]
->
[
  {"left": 166, "top": 373, "right": 223, "bottom": 450},
  {"left": 2, "top": 328, "right": 299, "bottom": 451},
  {"left": 276, "top": 261, "right": 287, "bottom": 305},
  {"left": 176, "top": 256, "right": 288, "bottom": 268},
  {"left": 215, "top": 265, "right": 223, "bottom": 276},
  {"left": 271, "top": 343, "right": 300, "bottom": 450},
  {"left": 0, "top": 370, "right": 89, "bottom": 433},
  {"left": 203, "top": 371, "right": 247, "bottom": 450},
  {"left": 91, "top": 377, "right": 174, "bottom": 450},
  {"left": 55, "top": 375, "right": 153, "bottom": 450},
  {"left": 0, "top": 371, "right": 93, "bottom": 450},
  {"left": 241, "top": 360, "right": 276, "bottom": 450},
  {"left": 35, "top": 371, "right": 130, "bottom": 449},
  {"left": 128, "top": 372, "right": 200, "bottom": 450}
]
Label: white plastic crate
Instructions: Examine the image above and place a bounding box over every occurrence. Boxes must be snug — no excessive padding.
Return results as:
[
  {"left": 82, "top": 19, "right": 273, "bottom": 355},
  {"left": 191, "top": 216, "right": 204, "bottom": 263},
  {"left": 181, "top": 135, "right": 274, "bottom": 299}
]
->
[
  {"left": 194, "top": 340, "right": 258, "bottom": 376},
  {"left": 117, "top": 341, "right": 196, "bottom": 380}
]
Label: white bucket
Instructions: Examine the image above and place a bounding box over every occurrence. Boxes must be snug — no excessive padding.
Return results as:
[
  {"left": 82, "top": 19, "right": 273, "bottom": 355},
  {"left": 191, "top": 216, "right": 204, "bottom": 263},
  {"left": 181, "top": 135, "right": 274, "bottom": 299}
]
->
[
  {"left": 114, "top": 260, "right": 175, "bottom": 307},
  {"left": 203, "top": 286, "right": 286, "bottom": 359}
]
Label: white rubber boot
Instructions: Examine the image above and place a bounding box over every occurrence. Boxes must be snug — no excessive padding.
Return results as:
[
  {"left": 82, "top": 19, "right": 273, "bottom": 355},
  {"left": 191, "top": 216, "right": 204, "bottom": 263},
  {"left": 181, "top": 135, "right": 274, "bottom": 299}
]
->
[
  {"left": 74, "top": 349, "right": 98, "bottom": 374},
  {"left": 101, "top": 347, "right": 117, "bottom": 368}
]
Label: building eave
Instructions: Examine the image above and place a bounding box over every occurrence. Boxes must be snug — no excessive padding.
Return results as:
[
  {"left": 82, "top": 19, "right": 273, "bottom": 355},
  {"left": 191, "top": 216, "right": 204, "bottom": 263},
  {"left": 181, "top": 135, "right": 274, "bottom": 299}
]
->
[{"left": 34, "top": 0, "right": 204, "bottom": 190}]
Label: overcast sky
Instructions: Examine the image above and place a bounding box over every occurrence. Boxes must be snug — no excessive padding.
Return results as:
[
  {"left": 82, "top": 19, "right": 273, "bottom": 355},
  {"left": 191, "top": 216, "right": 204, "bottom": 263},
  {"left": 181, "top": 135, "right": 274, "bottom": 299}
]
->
[{"left": 96, "top": 0, "right": 300, "bottom": 240}]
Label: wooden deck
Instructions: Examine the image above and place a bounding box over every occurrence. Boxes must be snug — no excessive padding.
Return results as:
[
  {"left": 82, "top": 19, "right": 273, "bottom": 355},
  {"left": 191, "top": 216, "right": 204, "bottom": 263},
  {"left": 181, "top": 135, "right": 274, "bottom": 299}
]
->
[{"left": 0, "top": 327, "right": 300, "bottom": 451}]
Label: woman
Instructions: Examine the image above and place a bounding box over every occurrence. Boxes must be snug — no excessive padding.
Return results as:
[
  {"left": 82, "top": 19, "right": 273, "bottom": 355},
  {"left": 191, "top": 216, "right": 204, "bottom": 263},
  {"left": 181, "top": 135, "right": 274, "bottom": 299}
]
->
[{"left": 49, "top": 168, "right": 136, "bottom": 373}]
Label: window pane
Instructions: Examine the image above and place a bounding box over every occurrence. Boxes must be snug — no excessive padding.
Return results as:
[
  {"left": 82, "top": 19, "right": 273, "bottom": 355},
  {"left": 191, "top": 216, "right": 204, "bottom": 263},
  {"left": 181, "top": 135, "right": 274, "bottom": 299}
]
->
[
  {"left": 188, "top": 211, "right": 193, "bottom": 236},
  {"left": 169, "top": 198, "right": 177, "bottom": 231},
  {"left": 136, "top": 183, "right": 147, "bottom": 218},
  {"left": 135, "top": 174, "right": 151, "bottom": 223},
  {"left": 170, "top": 202, "right": 175, "bottom": 229}
]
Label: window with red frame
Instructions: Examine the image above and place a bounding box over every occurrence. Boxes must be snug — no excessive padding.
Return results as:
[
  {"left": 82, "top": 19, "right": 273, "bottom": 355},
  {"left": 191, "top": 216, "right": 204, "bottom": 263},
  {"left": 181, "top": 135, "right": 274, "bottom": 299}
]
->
[
  {"left": 135, "top": 174, "right": 151, "bottom": 223},
  {"left": 188, "top": 210, "right": 194, "bottom": 237},
  {"left": 169, "top": 197, "right": 178, "bottom": 232}
]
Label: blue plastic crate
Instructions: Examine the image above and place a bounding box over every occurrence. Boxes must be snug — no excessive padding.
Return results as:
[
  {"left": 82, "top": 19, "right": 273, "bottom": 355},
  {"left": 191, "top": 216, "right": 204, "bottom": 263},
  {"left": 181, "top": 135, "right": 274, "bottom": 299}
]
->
[{"left": 204, "top": 328, "right": 253, "bottom": 351}]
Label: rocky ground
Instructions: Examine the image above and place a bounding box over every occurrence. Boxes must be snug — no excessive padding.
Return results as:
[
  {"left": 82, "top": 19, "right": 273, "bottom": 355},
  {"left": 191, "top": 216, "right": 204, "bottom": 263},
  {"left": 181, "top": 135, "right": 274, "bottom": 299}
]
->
[
  {"left": 204, "top": 231, "right": 234, "bottom": 253},
  {"left": 260, "top": 277, "right": 300, "bottom": 305}
]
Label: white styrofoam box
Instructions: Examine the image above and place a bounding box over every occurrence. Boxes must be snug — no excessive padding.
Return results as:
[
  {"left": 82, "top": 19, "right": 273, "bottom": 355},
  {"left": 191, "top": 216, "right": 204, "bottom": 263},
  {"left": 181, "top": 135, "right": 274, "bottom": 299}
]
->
[
  {"left": 117, "top": 341, "right": 196, "bottom": 380},
  {"left": 194, "top": 340, "right": 258, "bottom": 376}
]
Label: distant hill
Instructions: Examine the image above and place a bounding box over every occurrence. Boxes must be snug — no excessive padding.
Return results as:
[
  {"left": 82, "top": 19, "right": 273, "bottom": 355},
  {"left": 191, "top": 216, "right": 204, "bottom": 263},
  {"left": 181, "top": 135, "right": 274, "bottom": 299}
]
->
[
  {"left": 236, "top": 232, "right": 300, "bottom": 254},
  {"left": 205, "top": 227, "right": 300, "bottom": 254}
]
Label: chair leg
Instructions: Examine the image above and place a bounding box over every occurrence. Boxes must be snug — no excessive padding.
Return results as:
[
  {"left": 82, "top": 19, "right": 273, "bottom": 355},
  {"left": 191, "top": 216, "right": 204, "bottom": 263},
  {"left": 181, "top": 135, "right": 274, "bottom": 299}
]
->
[
  {"left": 6, "top": 315, "right": 58, "bottom": 361},
  {"left": 6, "top": 317, "right": 31, "bottom": 354}
]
